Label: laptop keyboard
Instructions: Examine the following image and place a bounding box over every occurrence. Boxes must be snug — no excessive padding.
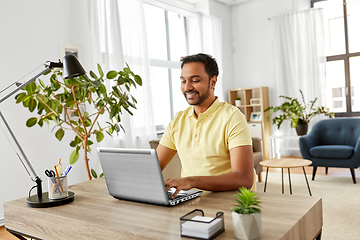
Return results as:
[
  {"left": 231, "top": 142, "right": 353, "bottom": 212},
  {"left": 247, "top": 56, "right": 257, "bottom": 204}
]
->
[{"left": 167, "top": 192, "right": 185, "bottom": 200}]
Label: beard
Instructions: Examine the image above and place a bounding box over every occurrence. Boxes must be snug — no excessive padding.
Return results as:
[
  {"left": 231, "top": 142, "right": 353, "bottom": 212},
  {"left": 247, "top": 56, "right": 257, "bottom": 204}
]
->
[{"left": 183, "top": 81, "right": 211, "bottom": 106}]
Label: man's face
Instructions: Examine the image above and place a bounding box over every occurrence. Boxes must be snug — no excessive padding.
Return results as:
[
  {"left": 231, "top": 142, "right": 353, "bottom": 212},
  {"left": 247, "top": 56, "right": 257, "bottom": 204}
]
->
[{"left": 180, "top": 62, "right": 213, "bottom": 106}]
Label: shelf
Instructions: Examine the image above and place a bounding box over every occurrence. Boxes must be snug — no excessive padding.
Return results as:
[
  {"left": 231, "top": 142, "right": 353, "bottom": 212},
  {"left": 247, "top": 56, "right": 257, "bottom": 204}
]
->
[{"left": 228, "top": 87, "right": 271, "bottom": 157}]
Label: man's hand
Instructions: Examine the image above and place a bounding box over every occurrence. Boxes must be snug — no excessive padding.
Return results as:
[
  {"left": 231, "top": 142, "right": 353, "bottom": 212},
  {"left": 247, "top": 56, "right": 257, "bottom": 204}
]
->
[{"left": 165, "top": 177, "right": 193, "bottom": 199}]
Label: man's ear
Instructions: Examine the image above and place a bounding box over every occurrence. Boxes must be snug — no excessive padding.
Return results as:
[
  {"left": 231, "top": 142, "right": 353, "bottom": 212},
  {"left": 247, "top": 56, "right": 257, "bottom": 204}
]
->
[{"left": 210, "top": 76, "right": 217, "bottom": 89}]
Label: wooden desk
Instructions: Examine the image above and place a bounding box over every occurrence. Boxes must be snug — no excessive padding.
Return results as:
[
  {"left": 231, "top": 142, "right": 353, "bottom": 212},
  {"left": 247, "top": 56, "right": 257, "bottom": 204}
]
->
[{"left": 4, "top": 178, "right": 322, "bottom": 240}]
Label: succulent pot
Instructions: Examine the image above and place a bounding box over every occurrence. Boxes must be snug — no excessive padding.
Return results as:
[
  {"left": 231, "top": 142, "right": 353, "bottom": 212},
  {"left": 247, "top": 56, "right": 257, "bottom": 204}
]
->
[
  {"left": 296, "top": 123, "right": 308, "bottom": 136},
  {"left": 235, "top": 100, "right": 241, "bottom": 107},
  {"left": 232, "top": 212, "right": 261, "bottom": 240}
]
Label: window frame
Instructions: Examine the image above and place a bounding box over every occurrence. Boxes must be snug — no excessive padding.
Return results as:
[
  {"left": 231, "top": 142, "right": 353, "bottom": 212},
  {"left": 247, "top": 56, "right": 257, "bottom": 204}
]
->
[
  {"left": 144, "top": 3, "right": 189, "bottom": 132},
  {"left": 312, "top": 0, "right": 360, "bottom": 117}
]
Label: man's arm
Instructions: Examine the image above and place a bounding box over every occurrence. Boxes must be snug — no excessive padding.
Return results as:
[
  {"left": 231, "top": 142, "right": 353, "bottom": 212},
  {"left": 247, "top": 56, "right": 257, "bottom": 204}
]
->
[
  {"left": 156, "top": 143, "right": 177, "bottom": 171},
  {"left": 165, "top": 145, "right": 254, "bottom": 198}
]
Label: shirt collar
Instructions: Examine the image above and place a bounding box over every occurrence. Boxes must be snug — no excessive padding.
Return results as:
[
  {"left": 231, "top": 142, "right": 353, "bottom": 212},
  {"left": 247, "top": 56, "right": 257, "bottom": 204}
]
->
[{"left": 187, "top": 97, "right": 221, "bottom": 118}]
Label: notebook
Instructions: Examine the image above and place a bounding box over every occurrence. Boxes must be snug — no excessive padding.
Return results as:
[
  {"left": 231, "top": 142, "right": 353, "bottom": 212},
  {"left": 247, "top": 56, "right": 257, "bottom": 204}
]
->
[{"left": 97, "top": 147, "right": 203, "bottom": 206}]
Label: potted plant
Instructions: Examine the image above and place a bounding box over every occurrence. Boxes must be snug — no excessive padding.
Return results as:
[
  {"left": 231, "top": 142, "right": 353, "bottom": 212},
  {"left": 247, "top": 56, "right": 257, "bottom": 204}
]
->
[
  {"left": 231, "top": 187, "right": 261, "bottom": 240},
  {"left": 235, "top": 97, "right": 241, "bottom": 107},
  {"left": 15, "top": 61, "right": 142, "bottom": 180},
  {"left": 264, "top": 90, "right": 334, "bottom": 135}
]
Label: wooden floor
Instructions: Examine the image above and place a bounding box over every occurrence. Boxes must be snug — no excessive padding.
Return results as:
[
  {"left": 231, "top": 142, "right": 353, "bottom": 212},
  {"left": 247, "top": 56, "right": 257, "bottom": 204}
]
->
[
  {"left": 0, "top": 226, "right": 21, "bottom": 240},
  {"left": 1, "top": 166, "right": 357, "bottom": 240}
]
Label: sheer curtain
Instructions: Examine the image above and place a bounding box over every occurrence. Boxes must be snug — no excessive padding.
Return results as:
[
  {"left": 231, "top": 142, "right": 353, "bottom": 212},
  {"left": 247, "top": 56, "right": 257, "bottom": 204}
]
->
[
  {"left": 271, "top": 8, "right": 326, "bottom": 137},
  {"left": 88, "top": 0, "right": 156, "bottom": 149},
  {"left": 187, "top": 13, "right": 224, "bottom": 101}
]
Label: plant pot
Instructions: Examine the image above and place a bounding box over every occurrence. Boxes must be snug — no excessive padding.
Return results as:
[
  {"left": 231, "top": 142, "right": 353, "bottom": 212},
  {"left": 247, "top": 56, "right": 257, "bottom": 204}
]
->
[
  {"left": 235, "top": 100, "right": 241, "bottom": 107},
  {"left": 232, "top": 212, "right": 261, "bottom": 240},
  {"left": 296, "top": 124, "right": 308, "bottom": 136}
]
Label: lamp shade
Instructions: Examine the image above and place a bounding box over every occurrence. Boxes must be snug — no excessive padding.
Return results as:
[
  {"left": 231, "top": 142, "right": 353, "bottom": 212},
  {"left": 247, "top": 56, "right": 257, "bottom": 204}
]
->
[{"left": 62, "top": 54, "right": 86, "bottom": 79}]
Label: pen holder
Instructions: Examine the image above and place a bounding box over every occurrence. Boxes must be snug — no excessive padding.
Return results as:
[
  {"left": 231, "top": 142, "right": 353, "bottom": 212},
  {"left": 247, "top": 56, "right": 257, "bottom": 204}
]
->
[
  {"left": 48, "top": 175, "right": 68, "bottom": 200},
  {"left": 180, "top": 209, "right": 224, "bottom": 240}
]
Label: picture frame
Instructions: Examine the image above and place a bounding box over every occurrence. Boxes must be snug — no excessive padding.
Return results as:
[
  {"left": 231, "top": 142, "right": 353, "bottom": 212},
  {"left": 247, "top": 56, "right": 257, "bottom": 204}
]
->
[
  {"left": 250, "top": 98, "right": 261, "bottom": 105},
  {"left": 250, "top": 111, "right": 261, "bottom": 122},
  {"left": 60, "top": 43, "right": 81, "bottom": 59},
  {"left": 64, "top": 103, "right": 86, "bottom": 122}
]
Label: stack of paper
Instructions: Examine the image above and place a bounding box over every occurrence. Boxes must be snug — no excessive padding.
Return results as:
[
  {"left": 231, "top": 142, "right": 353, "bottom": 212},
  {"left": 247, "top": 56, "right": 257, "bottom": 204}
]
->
[{"left": 181, "top": 215, "right": 222, "bottom": 239}]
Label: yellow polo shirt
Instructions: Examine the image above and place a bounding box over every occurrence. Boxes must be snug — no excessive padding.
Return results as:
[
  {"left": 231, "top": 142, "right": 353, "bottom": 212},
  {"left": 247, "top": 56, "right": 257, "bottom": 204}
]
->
[{"left": 160, "top": 98, "right": 252, "bottom": 177}]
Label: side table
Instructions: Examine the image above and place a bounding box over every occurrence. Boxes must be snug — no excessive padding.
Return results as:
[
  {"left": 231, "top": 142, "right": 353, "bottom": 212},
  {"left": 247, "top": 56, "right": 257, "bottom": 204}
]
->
[{"left": 260, "top": 159, "right": 312, "bottom": 196}]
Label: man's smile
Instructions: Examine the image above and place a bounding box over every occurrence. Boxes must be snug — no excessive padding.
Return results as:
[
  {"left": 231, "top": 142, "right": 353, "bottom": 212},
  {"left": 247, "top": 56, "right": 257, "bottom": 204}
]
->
[{"left": 185, "top": 91, "right": 198, "bottom": 98}]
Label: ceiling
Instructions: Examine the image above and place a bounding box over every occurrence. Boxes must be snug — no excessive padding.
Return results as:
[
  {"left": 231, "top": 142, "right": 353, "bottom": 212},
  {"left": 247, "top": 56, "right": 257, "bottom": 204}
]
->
[{"left": 182, "top": 0, "right": 252, "bottom": 6}]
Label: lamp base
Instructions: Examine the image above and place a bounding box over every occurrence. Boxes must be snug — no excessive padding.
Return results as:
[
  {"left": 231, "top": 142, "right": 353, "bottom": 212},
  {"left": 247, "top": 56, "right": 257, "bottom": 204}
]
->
[{"left": 26, "top": 191, "right": 75, "bottom": 208}]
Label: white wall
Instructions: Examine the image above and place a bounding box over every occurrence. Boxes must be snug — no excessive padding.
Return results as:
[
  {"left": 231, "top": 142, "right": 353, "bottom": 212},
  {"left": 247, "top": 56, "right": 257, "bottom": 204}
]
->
[
  {"left": 0, "top": 0, "right": 97, "bottom": 220},
  {"left": 231, "top": 0, "right": 310, "bottom": 105}
]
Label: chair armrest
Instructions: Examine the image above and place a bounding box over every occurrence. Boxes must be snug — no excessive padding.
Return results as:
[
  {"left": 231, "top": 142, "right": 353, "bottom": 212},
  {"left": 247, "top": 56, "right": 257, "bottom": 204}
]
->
[
  {"left": 299, "top": 134, "right": 318, "bottom": 160},
  {"left": 350, "top": 137, "right": 360, "bottom": 167},
  {"left": 252, "top": 138, "right": 262, "bottom": 153}
]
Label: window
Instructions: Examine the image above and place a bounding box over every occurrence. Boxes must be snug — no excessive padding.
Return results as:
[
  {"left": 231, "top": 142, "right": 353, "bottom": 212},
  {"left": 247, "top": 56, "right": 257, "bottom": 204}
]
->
[
  {"left": 313, "top": 0, "right": 360, "bottom": 117},
  {"left": 144, "top": 4, "right": 189, "bottom": 131}
]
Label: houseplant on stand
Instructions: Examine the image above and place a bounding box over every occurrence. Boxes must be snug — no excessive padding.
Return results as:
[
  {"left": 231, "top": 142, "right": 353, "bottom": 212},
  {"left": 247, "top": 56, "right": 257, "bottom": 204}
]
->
[
  {"left": 231, "top": 187, "right": 261, "bottom": 240},
  {"left": 264, "top": 90, "right": 334, "bottom": 135},
  {"left": 15, "top": 59, "right": 142, "bottom": 180}
]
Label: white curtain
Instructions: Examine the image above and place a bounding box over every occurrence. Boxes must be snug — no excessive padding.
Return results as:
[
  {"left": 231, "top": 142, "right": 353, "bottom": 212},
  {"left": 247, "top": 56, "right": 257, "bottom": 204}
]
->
[
  {"left": 89, "top": 0, "right": 156, "bottom": 149},
  {"left": 271, "top": 8, "right": 326, "bottom": 138},
  {"left": 187, "top": 13, "right": 224, "bottom": 101}
]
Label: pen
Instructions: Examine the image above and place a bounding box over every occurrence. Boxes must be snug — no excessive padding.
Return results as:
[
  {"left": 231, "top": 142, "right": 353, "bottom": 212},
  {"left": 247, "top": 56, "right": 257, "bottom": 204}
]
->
[
  {"left": 54, "top": 165, "right": 64, "bottom": 192},
  {"left": 63, "top": 166, "right": 72, "bottom": 176}
]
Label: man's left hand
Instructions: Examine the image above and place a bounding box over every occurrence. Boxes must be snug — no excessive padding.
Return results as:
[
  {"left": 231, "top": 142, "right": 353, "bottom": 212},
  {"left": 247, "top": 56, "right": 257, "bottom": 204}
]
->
[{"left": 164, "top": 177, "right": 193, "bottom": 199}]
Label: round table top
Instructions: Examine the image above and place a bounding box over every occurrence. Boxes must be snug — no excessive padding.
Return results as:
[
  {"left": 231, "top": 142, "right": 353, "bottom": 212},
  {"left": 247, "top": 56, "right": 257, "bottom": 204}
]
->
[{"left": 260, "top": 159, "right": 312, "bottom": 168}]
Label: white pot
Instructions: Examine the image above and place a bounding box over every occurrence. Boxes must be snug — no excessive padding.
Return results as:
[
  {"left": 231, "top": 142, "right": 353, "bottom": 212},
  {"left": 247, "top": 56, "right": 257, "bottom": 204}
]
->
[
  {"left": 231, "top": 212, "right": 261, "bottom": 240},
  {"left": 235, "top": 100, "right": 241, "bottom": 107}
]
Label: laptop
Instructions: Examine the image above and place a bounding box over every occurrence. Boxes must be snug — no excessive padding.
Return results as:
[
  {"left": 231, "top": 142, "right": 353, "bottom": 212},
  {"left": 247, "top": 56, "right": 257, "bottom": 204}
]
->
[{"left": 97, "top": 147, "right": 202, "bottom": 206}]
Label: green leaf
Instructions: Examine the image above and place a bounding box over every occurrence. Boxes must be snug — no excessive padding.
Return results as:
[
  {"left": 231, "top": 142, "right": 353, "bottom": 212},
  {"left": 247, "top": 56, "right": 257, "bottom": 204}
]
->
[
  {"left": 90, "top": 71, "right": 98, "bottom": 79},
  {"left": 90, "top": 80, "right": 102, "bottom": 88},
  {"left": 15, "top": 92, "right": 27, "bottom": 104},
  {"left": 28, "top": 97, "right": 37, "bottom": 112},
  {"left": 55, "top": 128, "right": 65, "bottom": 141},
  {"left": 38, "top": 118, "right": 44, "bottom": 127},
  {"left": 134, "top": 75, "right": 142, "bottom": 86},
  {"left": 39, "top": 79, "right": 46, "bottom": 88},
  {"left": 70, "top": 149, "right": 79, "bottom": 165},
  {"left": 97, "top": 64, "right": 104, "bottom": 78},
  {"left": 99, "top": 173, "right": 104, "bottom": 178},
  {"left": 107, "top": 71, "right": 118, "bottom": 79},
  {"left": 28, "top": 81, "right": 37, "bottom": 93},
  {"left": 110, "top": 106, "right": 119, "bottom": 119},
  {"left": 96, "top": 132, "right": 104, "bottom": 142},
  {"left": 91, "top": 168, "right": 98, "bottom": 178},
  {"left": 26, "top": 117, "right": 37, "bottom": 127}
]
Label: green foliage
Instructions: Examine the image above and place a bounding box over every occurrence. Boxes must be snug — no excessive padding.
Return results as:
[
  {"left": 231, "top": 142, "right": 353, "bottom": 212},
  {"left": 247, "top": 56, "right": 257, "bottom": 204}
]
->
[
  {"left": 264, "top": 90, "right": 335, "bottom": 129},
  {"left": 91, "top": 168, "right": 104, "bottom": 179},
  {"left": 15, "top": 62, "right": 142, "bottom": 180},
  {"left": 231, "top": 187, "right": 261, "bottom": 215}
]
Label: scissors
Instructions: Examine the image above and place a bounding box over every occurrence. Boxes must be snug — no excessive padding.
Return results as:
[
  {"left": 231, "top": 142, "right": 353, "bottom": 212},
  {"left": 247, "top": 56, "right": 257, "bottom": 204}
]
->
[{"left": 45, "top": 169, "right": 56, "bottom": 178}]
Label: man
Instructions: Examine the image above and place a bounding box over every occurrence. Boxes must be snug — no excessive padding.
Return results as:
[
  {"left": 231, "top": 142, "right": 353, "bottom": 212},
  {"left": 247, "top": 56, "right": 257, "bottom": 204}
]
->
[{"left": 156, "top": 53, "right": 253, "bottom": 198}]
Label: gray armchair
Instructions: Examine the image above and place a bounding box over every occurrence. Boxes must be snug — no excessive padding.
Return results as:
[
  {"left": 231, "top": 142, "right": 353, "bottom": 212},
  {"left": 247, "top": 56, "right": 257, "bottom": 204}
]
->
[
  {"left": 299, "top": 118, "right": 360, "bottom": 183},
  {"left": 149, "top": 138, "right": 263, "bottom": 182}
]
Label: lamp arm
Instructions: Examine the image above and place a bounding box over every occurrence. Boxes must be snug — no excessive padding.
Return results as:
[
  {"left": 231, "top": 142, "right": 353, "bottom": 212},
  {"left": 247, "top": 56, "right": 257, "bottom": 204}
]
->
[
  {"left": 0, "top": 61, "right": 62, "bottom": 201},
  {"left": 0, "top": 67, "right": 50, "bottom": 104}
]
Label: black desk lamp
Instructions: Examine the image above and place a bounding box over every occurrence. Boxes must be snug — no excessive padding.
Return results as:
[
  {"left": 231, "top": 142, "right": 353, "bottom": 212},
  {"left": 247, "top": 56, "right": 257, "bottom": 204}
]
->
[{"left": 0, "top": 54, "right": 86, "bottom": 208}]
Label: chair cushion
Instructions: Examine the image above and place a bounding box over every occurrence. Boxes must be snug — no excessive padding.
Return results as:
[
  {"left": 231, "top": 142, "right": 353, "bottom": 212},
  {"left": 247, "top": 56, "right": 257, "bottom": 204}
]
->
[{"left": 310, "top": 145, "right": 354, "bottom": 159}]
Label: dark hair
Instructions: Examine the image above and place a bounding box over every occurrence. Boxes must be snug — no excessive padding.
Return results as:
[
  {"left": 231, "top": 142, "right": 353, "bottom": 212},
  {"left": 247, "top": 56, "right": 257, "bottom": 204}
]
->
[{"left": 180, "top": 53, "right": 219, "bottom": 78}]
